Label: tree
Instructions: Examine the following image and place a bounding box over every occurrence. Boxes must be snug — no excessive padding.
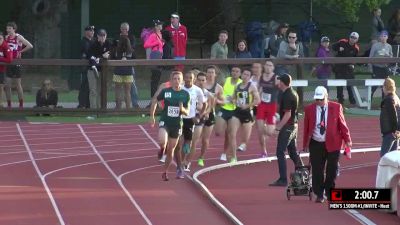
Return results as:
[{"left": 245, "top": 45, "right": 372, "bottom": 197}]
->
[{"left": 313, "top": 0, "right": 392, "bottom": 22}]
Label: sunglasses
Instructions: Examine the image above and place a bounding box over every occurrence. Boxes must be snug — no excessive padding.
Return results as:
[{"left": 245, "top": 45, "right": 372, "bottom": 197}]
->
[{"left": 288, "top": 36, "right": 297, "bottom": 39}]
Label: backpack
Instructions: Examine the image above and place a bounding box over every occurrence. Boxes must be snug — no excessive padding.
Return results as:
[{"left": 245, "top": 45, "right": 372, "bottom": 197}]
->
[{"left": 140, "top": 27, "right": 153, "bottom": 43}]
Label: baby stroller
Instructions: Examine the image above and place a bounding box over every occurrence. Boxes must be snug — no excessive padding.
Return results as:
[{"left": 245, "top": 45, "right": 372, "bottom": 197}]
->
[{"left": 286, "top": 160, "right": 312, "bottom": 200}]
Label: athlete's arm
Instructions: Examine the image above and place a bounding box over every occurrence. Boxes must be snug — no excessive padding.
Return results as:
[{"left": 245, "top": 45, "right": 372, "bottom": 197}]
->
[
  {"left": 150, "top": 88, "right": 164, "bottom": 127},
  {"left": 214, "top": 84, "right": 225, "bottom": 105},
  {"left": 250, "top": 84, "right": 260, "bottom": 108},
  {"left": 17, "top": 35, "right": 33, "bottom": 54}
]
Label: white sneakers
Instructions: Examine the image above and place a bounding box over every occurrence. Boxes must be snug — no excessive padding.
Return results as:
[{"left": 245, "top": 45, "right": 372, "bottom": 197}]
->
[
  {"left": 220, "top": 153, "right": 227, "bottom": 161},
  {"left": 237, "top": 143, "right": 247, "bottom": 152}
]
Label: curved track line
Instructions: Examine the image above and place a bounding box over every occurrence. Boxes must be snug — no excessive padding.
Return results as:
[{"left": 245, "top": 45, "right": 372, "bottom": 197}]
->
[
  {"left": 192, "top": 148, "right": 381, "bottom": 225},
  {"left": 78, "top": 124, "right": 153, "bottom": 225},
  {"left": 16, "top": 123, "right": 66, "bottom": 225}
]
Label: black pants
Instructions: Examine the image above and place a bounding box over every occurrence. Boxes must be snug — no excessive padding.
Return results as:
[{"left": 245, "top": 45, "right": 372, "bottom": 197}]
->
[
  {"left": 371, "top": 66, "right": 390, "bottom": 99},
  {"left": 309, "top": 139, "right": 340, "bottom": 199},
  {"left": 276, "top": 124, "right": 302, "bottom": 182},
  {"left": 335, "top": 66, "right": 355, "bottom": 104},
  {"left": 150, "top": 68, "right": 162, "bottom": 98},
  {"left": 78, "top": 71, "right": 90, "bottom": 108}
]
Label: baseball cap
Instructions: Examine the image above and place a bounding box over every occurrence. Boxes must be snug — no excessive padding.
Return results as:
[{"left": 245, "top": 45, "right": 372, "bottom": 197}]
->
[
  {"left": 97, "top": 29, "right": 107, "bottom": 36},
  {"left": 349, "top": 32, "right": 359, "bottom": 39},
  {"left": 84, "top": 25, "right": 95, "bottom": 31},
  {"left": 320, "top": 36, "right": 330, "bottom": 43},
  {"left": 313, "top": 86, "right": 328, "bottom": 100},
  {"left": 171, "top": 13, "right": 180, "bottom": 19},
  {"left": 277, "top": 73, "right": 292, "bottom": 86},
  {"left": 153, "top": 19, "right": 163, "bottom": 26},
  {"left": 380, "top": 30, "right": 389, "bottom": 36}
]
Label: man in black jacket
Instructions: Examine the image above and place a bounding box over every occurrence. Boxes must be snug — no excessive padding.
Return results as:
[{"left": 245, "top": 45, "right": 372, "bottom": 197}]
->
[
  {"left": 332, "top": 32, "right": 360, "bottom": 106},
  {"left": 78, "top": 25, "right": 94, "bottom": 108},
  {"left": 87, "top": 29, "right": 112, "bottom": 109}
]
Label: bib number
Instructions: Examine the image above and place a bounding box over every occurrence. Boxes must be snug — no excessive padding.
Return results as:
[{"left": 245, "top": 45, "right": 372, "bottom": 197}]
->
[
  {"left": 167, "top": 106, "right": 180, "bottom": 117},
  {"left": 237, "top": 98, "right": 246, "bottom": 106},
  {"left": 261, "top": 93, "right": 271, "bottom": 103}
]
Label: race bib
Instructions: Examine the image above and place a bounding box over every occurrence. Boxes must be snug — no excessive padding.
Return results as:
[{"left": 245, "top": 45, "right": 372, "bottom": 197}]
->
[
  {"left": 167, "top": 106, "right": 180, "bottom": 117},
  {"left": 261, "top": 93, "right": 271, "bottom": 103},
  {"left": 237, "top": 98, "right": 246, "bottom": 106}
]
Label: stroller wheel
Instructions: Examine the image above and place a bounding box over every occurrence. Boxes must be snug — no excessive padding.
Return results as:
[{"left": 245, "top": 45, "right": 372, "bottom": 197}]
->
[{"left": 286, "top": 189, "right": 291, "bottom": 200}]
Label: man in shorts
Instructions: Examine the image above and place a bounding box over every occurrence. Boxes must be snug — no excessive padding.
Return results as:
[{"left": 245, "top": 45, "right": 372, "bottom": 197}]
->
[
  {"left": 5, "top": 21, "right": 33, "bottom": 108},
  {"left": 215, "top": 66, "right": 242, "bottom": 161},
  {"left": 150, "top": 71, "right": 190, "bottom": 181}
]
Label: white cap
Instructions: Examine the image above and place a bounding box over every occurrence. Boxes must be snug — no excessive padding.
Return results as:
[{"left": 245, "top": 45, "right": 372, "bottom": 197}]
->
[
  {"left": 349, "top": 32, "right": 359, "bottom": 39},
  {"left": 313, "top": 86, "right": 328, "bottom": 99}
]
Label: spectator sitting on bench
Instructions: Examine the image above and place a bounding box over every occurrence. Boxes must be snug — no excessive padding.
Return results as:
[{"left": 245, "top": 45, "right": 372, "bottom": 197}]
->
[{"left": 36, "top": 79, "right": 58, "bottom": 108}]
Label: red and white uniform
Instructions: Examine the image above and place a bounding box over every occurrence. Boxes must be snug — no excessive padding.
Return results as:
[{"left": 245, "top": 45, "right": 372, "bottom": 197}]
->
[
  {"left": 6, "top": 34, "right": 23, "bottom": 59},
  {"left": 0, "top": 41, "right": 13, "bottom": 72},
  {"left": 165, "top": 24, "right": 188, "bottom": 57}
]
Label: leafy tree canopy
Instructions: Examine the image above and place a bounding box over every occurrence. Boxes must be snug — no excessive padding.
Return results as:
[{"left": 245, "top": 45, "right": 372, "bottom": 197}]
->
[{"left": 313, "top": 0, "right": 392, "bottom": 22}]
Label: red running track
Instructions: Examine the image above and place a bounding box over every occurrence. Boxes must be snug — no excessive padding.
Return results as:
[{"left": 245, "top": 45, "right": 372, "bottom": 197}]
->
[{"left": 0, "top": 118, "right": 398, "bottom": 225}]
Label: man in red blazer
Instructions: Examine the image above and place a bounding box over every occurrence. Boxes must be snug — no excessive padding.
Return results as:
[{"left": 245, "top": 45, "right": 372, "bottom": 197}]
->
[{"left": 303, "top": 86, "right": 352, "bottom": 203}]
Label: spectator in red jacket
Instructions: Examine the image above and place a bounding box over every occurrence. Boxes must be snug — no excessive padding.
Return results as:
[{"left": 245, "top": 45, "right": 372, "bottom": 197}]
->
[
  {"left": 0, "top": 32, "right": 13, "bottom": 107},
  {"left": 303, "top": 86, "right": 352, "bottom": 203},
  {"left": 165, "top": 12, "right": 188, "bottom": 60}
]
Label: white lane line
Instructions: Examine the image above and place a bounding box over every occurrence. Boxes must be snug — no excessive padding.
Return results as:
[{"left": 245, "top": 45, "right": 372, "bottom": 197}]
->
[
  {"left": 77, "top": 124, "right": 152, "bottom": 225},
  {"left": 16, "top": 123, "right": 66, "bottom": 225}
]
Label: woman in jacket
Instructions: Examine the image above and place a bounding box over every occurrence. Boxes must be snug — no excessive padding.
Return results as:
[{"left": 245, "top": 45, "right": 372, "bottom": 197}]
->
[{"left": 379, "top": 78, "right": 400, "bottom": 157}]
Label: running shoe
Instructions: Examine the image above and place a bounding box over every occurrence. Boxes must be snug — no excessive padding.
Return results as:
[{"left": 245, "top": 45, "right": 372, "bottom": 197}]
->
[
  {"left": 176, "top": 168, "right": 185, "bottom": 179},
  {"left": 260, "top": 151, "right": 268, "bottom": 158},
  {"left": 197, "top": 158, "right": 205, "bottom": 167},
  {"left": 229, "top": 157, "right": 237, "bottom": 163},
  {"left": 183, "top": 162, "right": 191, "bottom": 172},
  {"left": 220, "top": 153, "right": 227, "bottom": 161},
  {"left": 237, "top": 143, "right": 247, "bottom": 152},
  {"left": 183, "top": 143, "right": 191, "bottom": 155},
  {"left": 162, "top": 172, "right": 169, "bottom": 181},
  {"left": 159, "top": 154, "right": 167, "bottom": 163}
]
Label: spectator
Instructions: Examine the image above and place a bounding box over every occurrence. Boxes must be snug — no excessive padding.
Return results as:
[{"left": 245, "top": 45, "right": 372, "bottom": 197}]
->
[
  {"left": 379, "top": 78, "right": 400, "bottom": 157},
  {"left": 269, "top": 73, "right": 301, "bottom": 187},
  {"left": 87, "top": 29, "right": 112, "bottom": 109},
  {"left": 0, "top": 32, "right": 13, "bottom": 107},
  {"left": 36, "top": 79, "right": 58, "bottom": 108},
  {"left": 267, "top": 23, "right": 289, "bottom": 58},
  {"left": 331, "top": 32, "right": 360, "bottom": 106},
  {"left": 211, "top": 30, "right": 228, "bottom": 59},
  {"left": 313, "top": 36, "right": 332, "bottom": 88},
  {"left": 117, "top": 22, "right": 139, "bottom": 108},
  {"left": 276, "top": 30, "right": 304, "bottom": 75},
  {"left": 371, "top": 8, "right": 385, "bottom": 43},
  {"left": 369, "top": 30, "right": 393, "bottom": 99},
  {"left": 303, "top": 86, "right": 352, "bottom": 202},
  {"left": 161, "top": 29, "right": 174, "bottom": 61},
  {"left": 233, "top": 40, "right": 252, "bottom": 58},
  {"left": 5, "top": 21, "right": 33, "bottom": 108},
  {"left": 112, "top": 35, "right": 135, "bottom": 109},
  {"left": 77, "top": 25, "right": 94, "bottom": 109},
  {"left": 165, "top": 12, "right": 187, "bottom": 60},
  {"left": 144, "top": 19, "right": 164, "bottom": 98},
  {"left": 387, "top": 9, "right": 400, "bottom": 47}
]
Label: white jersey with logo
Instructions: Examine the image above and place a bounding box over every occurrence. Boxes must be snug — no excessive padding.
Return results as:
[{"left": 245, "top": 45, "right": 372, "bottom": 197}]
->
[{"left": 182, "top": 85, "right": 205, "bottom": 118}]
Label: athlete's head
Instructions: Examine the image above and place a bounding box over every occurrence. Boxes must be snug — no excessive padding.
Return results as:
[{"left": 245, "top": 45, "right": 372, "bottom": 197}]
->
[
  {"left": 171, "top": 71, "right": 183, "bottom": 88},
  {"left": 6, "top": 22, "right": 17, "bottom": 35},
  {"left": 264, "top": 60, "right": 274, "bottom": 74},
  {"left": 251, "top": 62, "right": 262, "bottom": 75},
  {"left": 196, "top": 72, "right": 207, "bottom": 88},
  {"left": 206, "top": 65, "right": 217, "bottom": 80},
  {"left": 241, "top": 67, "right": 252, "bottom": 83},
  {"left": 184, "top": 71, "right": 195, "bottom": 87},
  {"left": 230, "top": 65, "right": 241, "bottom": 80}
]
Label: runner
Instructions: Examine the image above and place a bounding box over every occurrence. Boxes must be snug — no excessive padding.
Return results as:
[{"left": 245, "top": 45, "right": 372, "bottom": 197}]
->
[
  {"left": 0, "top": 32, "right": 13, "bottom": 107},
  {"left": 5, "top": 21, "right": 33, "bottom": 108},
  {"left": 150, "top": 71, "right": 190, "bottom": 181},
  {"left": 198, "top": 65, "right": 224, "bottom": 166},
  {"left": 180, "top": 71, "right": 206, "bottom": 172},
  {"left": 183, "top": 72, "right": 212, "bottom": 171},
  {"left": 228, "top": 68, "right": 260, "bottom": 162},
  {"left": 237, "top": 62, "right": 263, "bottom": 152},
  {"left": 216, "top": 66, "right": 242, "bottom": 161},
  {"left": 256, "top": 60, "right": 279, "bottom": 158}
]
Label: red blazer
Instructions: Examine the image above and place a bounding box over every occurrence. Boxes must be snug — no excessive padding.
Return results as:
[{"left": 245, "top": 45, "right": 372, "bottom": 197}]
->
[{"left": 303, "top": 101, "right": 351, "bottom": 152}]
